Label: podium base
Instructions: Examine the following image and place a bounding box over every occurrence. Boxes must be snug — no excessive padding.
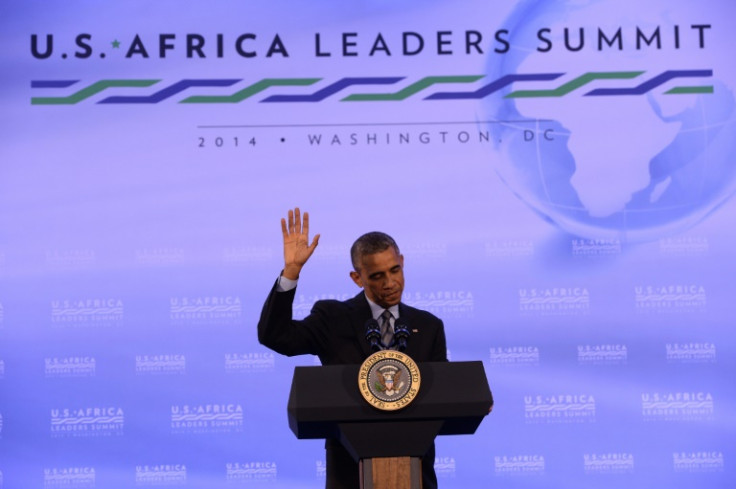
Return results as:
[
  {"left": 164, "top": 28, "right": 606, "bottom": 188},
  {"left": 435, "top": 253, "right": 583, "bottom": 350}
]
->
[{"left": 360, "top": 456, "right": 422, "bottom": 489}]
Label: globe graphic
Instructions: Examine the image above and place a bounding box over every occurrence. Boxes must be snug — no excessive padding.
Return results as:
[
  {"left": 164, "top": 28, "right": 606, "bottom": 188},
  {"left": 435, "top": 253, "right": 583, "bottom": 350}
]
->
[{"left": 484, "top": 0, "right": 736, "bottom": 242}]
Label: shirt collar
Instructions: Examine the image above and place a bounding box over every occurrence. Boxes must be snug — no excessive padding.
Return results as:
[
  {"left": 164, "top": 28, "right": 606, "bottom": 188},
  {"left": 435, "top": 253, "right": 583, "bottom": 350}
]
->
[{"left": 364, "top": 293, "right": 400, "bottom": 321}]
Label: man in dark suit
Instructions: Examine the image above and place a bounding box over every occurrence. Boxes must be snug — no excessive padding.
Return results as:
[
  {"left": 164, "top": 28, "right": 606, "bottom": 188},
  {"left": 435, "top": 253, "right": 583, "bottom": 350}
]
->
[{"left": 258, "top": 208, "right": 447, "bottom": 489}]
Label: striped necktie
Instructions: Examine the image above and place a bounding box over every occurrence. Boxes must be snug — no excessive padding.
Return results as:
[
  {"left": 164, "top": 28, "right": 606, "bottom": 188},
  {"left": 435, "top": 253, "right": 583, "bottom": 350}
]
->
[{"left": 380, "top": 309, "right": 393, "bottom": 349}]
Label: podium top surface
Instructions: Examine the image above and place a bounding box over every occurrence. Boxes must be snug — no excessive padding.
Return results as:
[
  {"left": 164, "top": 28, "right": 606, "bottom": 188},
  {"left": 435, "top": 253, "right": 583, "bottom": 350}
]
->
[{"left": 287, "top": 360, "right": 493, "bottom": 439}]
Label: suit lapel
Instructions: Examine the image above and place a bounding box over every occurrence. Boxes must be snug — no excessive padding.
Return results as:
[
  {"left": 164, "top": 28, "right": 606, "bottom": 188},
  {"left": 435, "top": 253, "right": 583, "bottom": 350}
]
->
[
  {"left": 397, "top": 303, "right": 424, "bottom": 359},
  {"left": 347, "top": 292, "right": 376, "bottom": 360}
]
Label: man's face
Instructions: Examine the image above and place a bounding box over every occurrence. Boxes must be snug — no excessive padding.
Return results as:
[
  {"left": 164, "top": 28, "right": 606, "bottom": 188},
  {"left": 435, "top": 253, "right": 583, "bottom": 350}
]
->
[{"left": 350, "top": 248, "right": 405, "bottom": 308}]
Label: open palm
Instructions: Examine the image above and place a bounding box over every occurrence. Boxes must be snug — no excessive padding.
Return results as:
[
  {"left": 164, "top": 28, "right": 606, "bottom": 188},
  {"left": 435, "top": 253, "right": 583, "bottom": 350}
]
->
[{"left": 281, "top": 208, "right": 320, "bottom": 279}]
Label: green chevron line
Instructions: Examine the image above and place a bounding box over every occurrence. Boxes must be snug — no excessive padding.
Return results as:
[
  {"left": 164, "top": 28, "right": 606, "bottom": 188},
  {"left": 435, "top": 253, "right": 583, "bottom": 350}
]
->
[
  {"left": 180, "top": 78, "right": 322, "bottom": 103},
  {"left": 506, "top": 71, "right": 645, "bottom": 98},
  {"left": 342, "top": 75, "right": 484, "bottom": 101},
  {"left": 31, "top": 80, "right": 160, "bottom": 105},
  {"left": 665, "top": 86, "right": 714, "bottom": 94}
]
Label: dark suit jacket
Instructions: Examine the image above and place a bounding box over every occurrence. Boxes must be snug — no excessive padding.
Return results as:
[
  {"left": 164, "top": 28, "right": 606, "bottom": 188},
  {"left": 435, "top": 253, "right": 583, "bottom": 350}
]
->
[{"left": 258, "top": 282, "right": 448, "bottom": 488}]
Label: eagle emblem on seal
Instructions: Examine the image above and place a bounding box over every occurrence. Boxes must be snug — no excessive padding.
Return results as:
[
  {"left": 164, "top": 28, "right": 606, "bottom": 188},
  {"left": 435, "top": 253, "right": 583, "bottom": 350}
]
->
[{"left": 375, "top": 365, "right": 404, "bottom": 396}]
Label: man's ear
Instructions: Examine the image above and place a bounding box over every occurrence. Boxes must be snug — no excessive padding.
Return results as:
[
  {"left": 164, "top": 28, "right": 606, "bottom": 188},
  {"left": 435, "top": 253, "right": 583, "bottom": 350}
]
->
[{"left": 349, "top": 270, "right": 363, "bottom": 288}]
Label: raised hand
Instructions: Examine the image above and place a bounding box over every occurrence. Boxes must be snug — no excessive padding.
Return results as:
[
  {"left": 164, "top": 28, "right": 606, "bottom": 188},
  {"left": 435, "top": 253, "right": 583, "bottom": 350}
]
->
[{"left": 281, "top": 207, "right": 320, "bottom": 280}]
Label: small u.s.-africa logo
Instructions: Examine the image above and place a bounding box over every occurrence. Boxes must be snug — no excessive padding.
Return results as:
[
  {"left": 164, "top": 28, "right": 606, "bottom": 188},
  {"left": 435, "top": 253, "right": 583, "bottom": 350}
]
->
[{"left": 358, "top": 351, "right": 420, "bottom": 411}]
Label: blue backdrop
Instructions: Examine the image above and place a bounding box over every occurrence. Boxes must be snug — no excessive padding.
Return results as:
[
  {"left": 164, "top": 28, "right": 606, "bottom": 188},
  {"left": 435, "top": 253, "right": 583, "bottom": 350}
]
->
[{"left": 1, "top": 0, "right": 735, "bottom": 487}]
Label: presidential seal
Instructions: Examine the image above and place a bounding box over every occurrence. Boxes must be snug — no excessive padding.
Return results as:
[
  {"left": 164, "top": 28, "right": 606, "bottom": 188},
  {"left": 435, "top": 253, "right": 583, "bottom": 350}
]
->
[{"left": 358, "top": 351, "right": 421, "bottom": 411}]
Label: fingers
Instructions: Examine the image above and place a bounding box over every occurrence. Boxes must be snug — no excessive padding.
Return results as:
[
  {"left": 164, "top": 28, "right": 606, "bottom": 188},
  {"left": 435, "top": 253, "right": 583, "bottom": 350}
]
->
[
  {"left": 303, "top": 211, "right": 310, "bottom": 236},
  {"left": 284, "top": 208, "right": 313, "bottom": 237},
  {"left": 294, "top": 207, "right": 302, "bottom": 234},
  {"left": 309, "top": 233, "right": 320, "bottom": 251},
  {"left": 287, "top": 209, "right": 295, "bottom": 234}
]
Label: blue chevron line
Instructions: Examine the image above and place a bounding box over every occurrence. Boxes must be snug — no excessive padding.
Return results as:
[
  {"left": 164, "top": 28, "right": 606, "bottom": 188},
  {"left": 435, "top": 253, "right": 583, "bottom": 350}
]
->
[
  {"left": 262, "top": 77, "right": 404, "bottom": 102},
  {"left": 586, "top": 70, "right": 713, "bottom": 96},
  {"left": 426, "top": 73, "right": 565, "bottom": 100},
  {"left": 98, "top": 79, "right": 241, "bottom": 103},
  {"left": 31, "top": 80, "right": 79, "bottom": 88}
]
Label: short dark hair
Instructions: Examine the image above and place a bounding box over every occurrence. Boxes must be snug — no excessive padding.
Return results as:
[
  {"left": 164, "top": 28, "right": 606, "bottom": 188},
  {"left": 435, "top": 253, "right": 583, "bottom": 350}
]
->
[{"left": 350, "top": 232, "right": 400, "bottom": 270}]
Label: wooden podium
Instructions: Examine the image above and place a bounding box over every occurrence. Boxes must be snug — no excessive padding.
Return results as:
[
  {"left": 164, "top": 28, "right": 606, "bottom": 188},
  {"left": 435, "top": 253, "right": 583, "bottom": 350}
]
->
[{"left": 287, "top": 361, "right": 493, "bottom": 489}]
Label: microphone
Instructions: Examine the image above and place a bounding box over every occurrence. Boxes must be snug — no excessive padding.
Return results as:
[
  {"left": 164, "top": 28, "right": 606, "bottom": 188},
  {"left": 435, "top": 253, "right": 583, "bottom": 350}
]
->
[
  {"left": 364, "top": 318, "right": 381, "bottom": 351},
  {"left": 393, "top": 317, "right": 411, "bottom": 352}
]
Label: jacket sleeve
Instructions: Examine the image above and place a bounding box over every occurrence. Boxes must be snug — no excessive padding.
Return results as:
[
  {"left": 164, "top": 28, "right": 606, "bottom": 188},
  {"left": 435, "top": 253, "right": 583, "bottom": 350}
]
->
[
  {"left": 257, "top": 280, "right": 331, "bottom": 357},
  {"left": 430, "top": 319, "right": 449, "bottom": 362}
]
